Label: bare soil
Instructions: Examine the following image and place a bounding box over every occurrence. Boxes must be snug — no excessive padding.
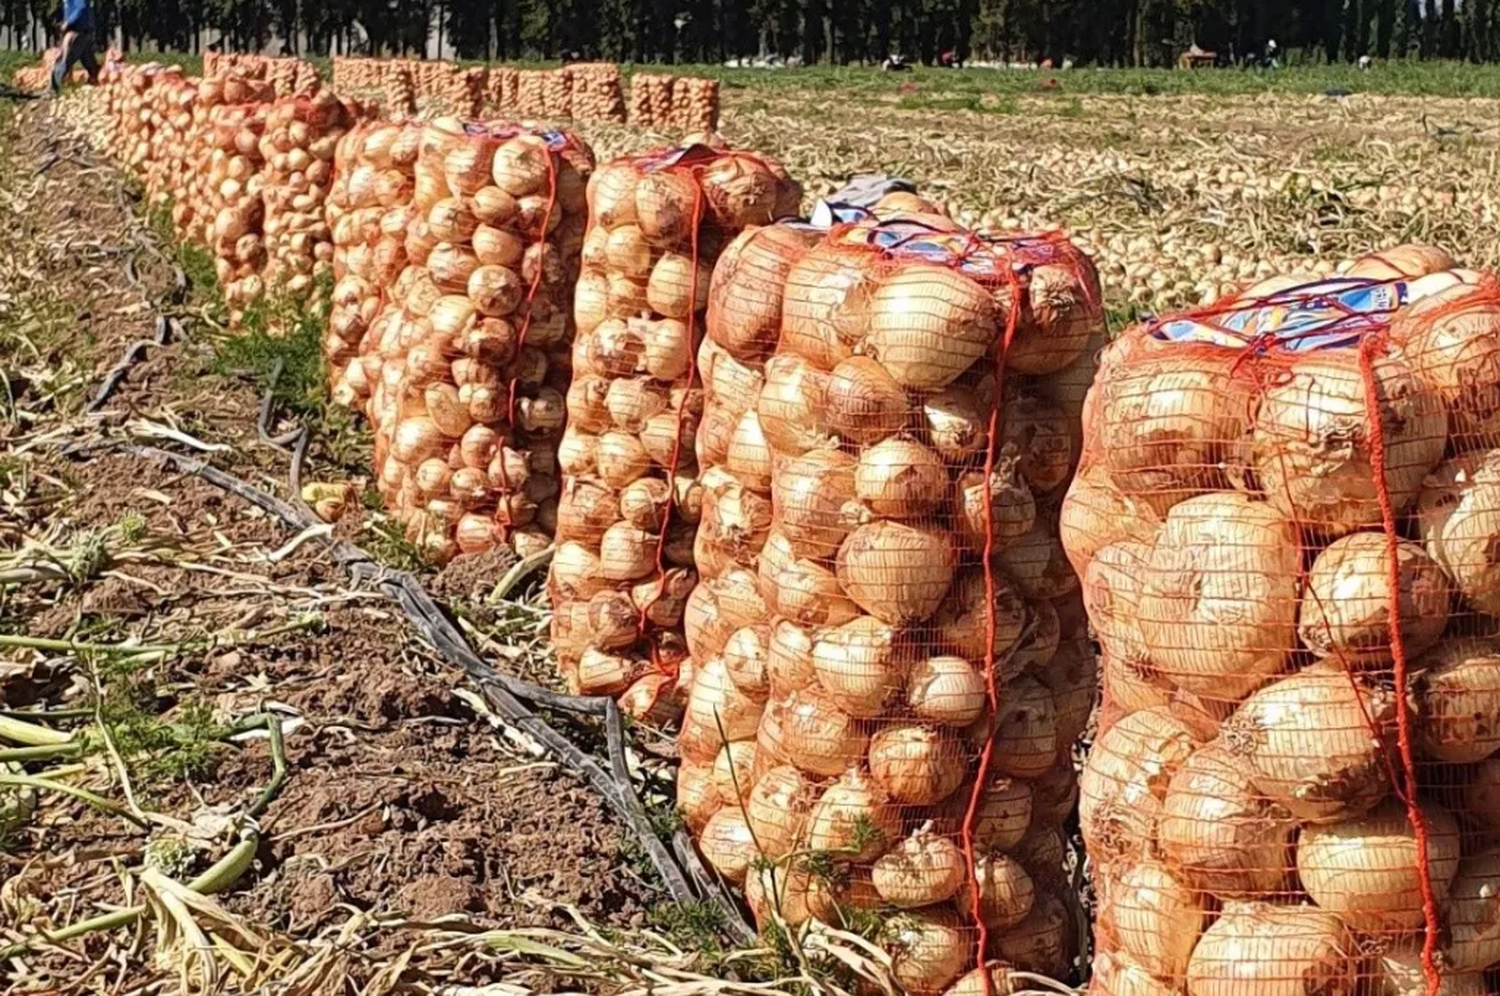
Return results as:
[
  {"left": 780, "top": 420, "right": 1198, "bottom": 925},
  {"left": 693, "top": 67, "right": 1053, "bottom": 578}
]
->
[{"left": 0, "top": 101, "right": 665, "bottom": 994}]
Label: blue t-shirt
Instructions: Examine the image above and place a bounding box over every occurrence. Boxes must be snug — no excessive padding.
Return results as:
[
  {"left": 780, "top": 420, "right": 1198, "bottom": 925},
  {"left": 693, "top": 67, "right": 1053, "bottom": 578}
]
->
[{"left": 62, "top": 0, "right": 93, "bottom": 32}]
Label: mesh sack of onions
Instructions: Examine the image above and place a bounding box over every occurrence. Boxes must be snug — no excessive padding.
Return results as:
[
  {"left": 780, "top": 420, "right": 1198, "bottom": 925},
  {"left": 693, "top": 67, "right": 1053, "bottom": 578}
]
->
[
  {"left": 542, "top": 68, "right": 573, "bottom": 119},
  {"left": 546, "top": 142, "right": 802, "bottom": 723},
  {"left": 372, "top": 118, "right": 595, "bottom": 564},
  {"left": 258, "top": 92, "right": 355, "bottom": 304},
  {"left": 569, "top": 64, "right": 627, "bottom": 125},
  {"left": 1065, "top": 245, "right": 1500, "bottom": 996},
  {"left": 325, "top": 121, "right": 422, "bottom": 410},
  {"left": 170, "top": 72, "right": 277, "bottom": 240},
  {"left": 193, "top": 102, "right": 270, "bottom": 319},
  {"left": 679, "top": 219, "right": 1104, "bottom": 995},
  {"left": 629, "top": 74, "right": 674, "bottom": 129},
  {"left": 670, "top": 77, "right": 720, "bottom": 134}
]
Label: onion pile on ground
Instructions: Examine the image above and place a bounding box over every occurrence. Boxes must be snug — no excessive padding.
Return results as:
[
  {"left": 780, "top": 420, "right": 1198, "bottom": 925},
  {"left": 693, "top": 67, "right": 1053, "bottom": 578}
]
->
[
  {"left": 547, "top": 143, "right": 801, "bottom": 721},
  {"left": 680, "top": 216, "right": 1104, "bottom": 994},
  {"left": 1066, "top": 246, "right": 1500, "bottom": 996},
  {"left": 368, "top": 118, "right": 595, "bottom": 564}
]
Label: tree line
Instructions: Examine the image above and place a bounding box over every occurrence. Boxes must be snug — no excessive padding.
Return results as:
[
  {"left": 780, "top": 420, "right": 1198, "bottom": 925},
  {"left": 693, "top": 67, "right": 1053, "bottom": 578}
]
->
[{"left": 2, "top": 0, "right": 1497, "bottom": 68}]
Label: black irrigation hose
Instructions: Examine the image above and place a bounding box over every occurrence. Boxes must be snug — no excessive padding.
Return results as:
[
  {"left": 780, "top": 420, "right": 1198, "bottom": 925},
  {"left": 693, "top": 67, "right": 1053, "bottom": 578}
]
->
[
  {"left": 58, "top": 436, "right": 754, "bottom": 941},
  {"left": 83, "top": 314, "right": 180, "bottom": 414}
]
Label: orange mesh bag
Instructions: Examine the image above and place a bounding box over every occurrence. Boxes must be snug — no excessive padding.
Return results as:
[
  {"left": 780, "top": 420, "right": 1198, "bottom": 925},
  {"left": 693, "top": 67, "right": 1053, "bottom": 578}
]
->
[
  {"left": 515, "top": 70, "right": 545, "bottom": 118},
  {"left": 670, "top": 77, "right": 719, "bottom": 134},
  {"left": 1064, "top": 244, "right": 1500, "bottom": 996},
  {"left": 141, "top": 72, "right": 197, "bottom": 214},
  {"left": 678, "top": 218, "right": 1104, "bottom": 995},
  {"left": 168, "top": 72, "right": 273, "bottom": 241},
  {"left": 569, "top": 64, "right": 626, "bottom": 125},
  {"left": 546, "top": 143, "right": 802, "bottom": 722},
  {"left": 629, "top": 73, "right": 674, "bottom": 129},
  {"left": 372, "top": 120, "right": 595, "bottom": 564},
  {"left": 257, "top": 92, "right": 354, "bottom": 304},
  {"left": 541, "top": 68, "right": 573, "bottom": 119},
  {"left": 195, "top": 102, "right": 270, "bottom": 320}
]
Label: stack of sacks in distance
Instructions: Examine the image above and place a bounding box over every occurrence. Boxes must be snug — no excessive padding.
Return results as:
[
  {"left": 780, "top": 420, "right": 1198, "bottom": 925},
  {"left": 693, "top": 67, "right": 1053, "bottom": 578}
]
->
[
  {"left": 546, "top": 142, "right": 801, "bottom": 721},
  {"left": 515, "top": 71, "right": 546, "bottom": 118},
  {"left": 568, "top": 64, "right": 627, "bottom": 124},
  {"left": 359, "top": 119, "right": 595, "bottom": 563},
  {"left": 1064, "top": 244, "right": 1500, "bottom": 996},
  {"left": 629, "top": 74, "right": 720, "bottom": 133},
  {"left": 678, "top": 212, "right": 1105, "bottom": 995},
  {"left": 325, "top": 120, "right": 424, "bottom": 412}
]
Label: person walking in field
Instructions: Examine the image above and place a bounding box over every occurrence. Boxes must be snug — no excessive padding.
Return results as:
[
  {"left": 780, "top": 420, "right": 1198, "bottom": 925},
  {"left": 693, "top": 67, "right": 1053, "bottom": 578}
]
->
[{"left": 50, "top": 0, "right": 100, "bottom": 95}]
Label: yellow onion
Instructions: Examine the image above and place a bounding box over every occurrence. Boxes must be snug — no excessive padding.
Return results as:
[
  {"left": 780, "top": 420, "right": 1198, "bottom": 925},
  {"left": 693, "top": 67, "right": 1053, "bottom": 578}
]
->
[
  {"left": 586, "top": 591, "right": 639, "bottom": 651},
  {"left": 548, "top": 541, "right": 610, "bottom": 604},
  {"left": 824, "top": 356, "right": 911, "bottom": 444},
  {"left": 745, "top": 764, "right": 815, "bottom": 860},
  {"left": 635, "top": 170, "right": 698, "bottom": 247},
  {"left": 772, "top": 449, "right": 856, "bottom": 558},
  {"left": 721, "top": 625, "right": 770, "bottom": 702},
  {"left": 646, "top": 252, "right": 712, "bottom": 320},
  {"left": 1253, "top": 349, "right": 1446, "bottom": 536},
  {"left": 1416, "top": 639, "right": 1500, "bottom": 763},
  {"left": 596, "top": 431, "right": 651, "bottom": 489},
  {"left": 597, "top": 522, "right": 656, "bottom": 581},
  {"left": 780, "top": 244, "right": 881, "bottom": 368},
  {"left": 680, "top": 656, "right": 765, "bottom": 764},
  {"left": 1377, "top": 950, "right": 1486, "bottom": 996},
  {"left": 575, "top": 647, "right": 644, "bottom": 697},
  {"left": 1102, "top": 857, "right": 1204, "bottom": 979},
  {"left": 1298, "top": 798, "right": 1461, "bottom": 934},
  {"left": 745, "top": 864, "right": 827, "bottom": 931},
  {"left": 1099, "top": 349, "right": 1254, "bottom": 516},
  {"left": 1037, "top": 637, "right": 1097, "bottom": 747},
  {"left": 725, "top": 411, "right": 774, "bottom": 492},
  {"left": 933, "top": 571, "right": 1028, "bottom": 668},
  {"left": 677, "top": 759, "right": 723, "bottom": 832},
  {"left": 954, "top": 851, "right": 1035, "bottom": 930},
  {"left": 555, "top": 479, "right": 618, "bottom": 545},
  {"left": 923, "top": 385, "right": 988, "bottom": 461},
  {"left": 1449, "top": 847, "right": 1500, "bottom": 971},
  {"left": 708, "top": 225, "right": 818, "bottom": 362},
  {"left": 1395, "top": 283, "right": 1500, "bottom": 449},
  {"left": 1223, "top": 663, "right": 1394, "bottom": 824},
  {"left": 778, "top": 687, "right": 868, "bottom": 778},
  {"left": 1089, "top": 951, "right": 1179, "bottom": 996},
  {"left": 811, "top": 615, "right": 908, "bottom": 719},
  {"left": 907, "top": 656, "right": 987, "bottom": 728},
  {"left": 1299, "top": 531, "right": 1449, "bottom": 666},
  {"left": 1348, "top": 243, "right": 1456, "bottom": 280},
  {"left": 641, "top": 318, "right": 692, "bottom": 382},
  {"left": 864, "top": 265, "right": 996, "bottom": 390},
  {"left": 804, "top": 767, "right": 902, "bottom": 861},
  {"left": 474, "top": 224, "right": 525, "bottom": 268},
  {"left": 871, "top": 823, "right": 966, "bottom": 908},
  {"left": 700, "top": 155, "right": 780, "bottom": 229},
  {"left": 886, "top": 908, "right": 969, "bottom": 996},
  {"left": 603, "top": 223, "right": 653, "bottom": 280},
  {"left": 1008, "top": 258, "right": 1100, "bottom": 376},
  {"left": 1138, "top": 492, "right": 1300, "bottom": 703},
  {"left": 868, "top": 723, "right": 965, "bottom": 806},
  {"left": 1078, "top": 707, "right": 1197, "bottom": 863},
  {"left": 1000, "top": 392, "right": 1074, "bottom": 494},
  {"left": 992, "top": 891, "right": 1070, "bottom": 977},
  {"left": 1417, "top": 450, "right": 1500, "bottom": 616},
  {"left": 766, "top": 618, "right": 818, "bottom": 698},
  {"left": 1185, "top": 901, "right": 1357, "bottom": 996},
  {"left": 991, "top": 513, "right": 1077, "bottom": 602},
  {"left": 837, "top": 521, "right": 955, "bottom": 626},
  {"left": 1059, "top": 462, "right": 1160, "bottom": 576},
  {"left": 954, "top": 467, "right": 1037, "bottom": 556},
  {"left": 1157, "top": 744, "right": 1293, "bottom": 897},
  {"left": 855, "top": 438, "right": 948, "bottom": 518},
  {"left": 589, "top": 162, "right": 639, "bottom": 229},
  {"left": 698, "top": 807, "right": 759, "bottom": 885},
  {"left": 757, "top": 353, "right": 837, "bottom": 456},
  {"left": 988, "top": 677, "right": 1057, "bottom": 780}
]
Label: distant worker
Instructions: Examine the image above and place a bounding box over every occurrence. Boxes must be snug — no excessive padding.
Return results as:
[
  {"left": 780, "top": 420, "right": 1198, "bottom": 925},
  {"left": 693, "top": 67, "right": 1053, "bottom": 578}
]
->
[
  {"left": 882, "top": 53, "right": 910, "bottom": 72},
  {"left": 1358, "top": 54, "right": 1373, "bottom": 71},
  {"left": 50, "top": 0, "right": 99, "bottom": 94},
  {"left": 940, "top": 49, "right": 960, "bottom": 69},
  {"left": 1264, "top": 38, "right": 1279, "bottom": 69}
]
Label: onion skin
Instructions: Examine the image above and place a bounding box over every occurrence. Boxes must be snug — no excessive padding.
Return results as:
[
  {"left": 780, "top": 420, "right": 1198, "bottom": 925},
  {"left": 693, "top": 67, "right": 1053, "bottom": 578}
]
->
[
  {"left": 1298, "top": 531, "right": 1450, "bottom": 667},
  {"left": 810, "top": 615, "right": 909, "bottom": 719},
  {"left": 708, "top": 224, "right": 818, "bottom": 362},
  {"left": 886, "top": 907, "right": 969, "bottom": 996},
  {"left": 1253, "top": 349, "right": 1447, "bottom": 537},
  {"left": 1101, "top": 858, "right": 1204, "bottom": 980},
  {"left": 1138, "top": 492, "right": 1300, "bottom": 703},
  {"left": 855, "top": 438, "right": 949, "bottom": 518},
  {"left": 872, "top": 824, "right": 966, "bottom": 908},
  {"left": 867, "top": 723, "right": 966, "bottom": 806},
  {"left": 776, "top": 688, "right": 869, "bottom": 778},
  {"left": 1079, "top": 707, "right": 1198, "bottom": 865},
  {"left": 864, "top": 265, "right": 996, "bottom": 390},
  {"left": 779, "top": 244, "right": 880, "bottom": 369},
  {"left": 698, "top": 807, "right": 759, "bottom": 885},
  {"left": 745, "top": 764, "right": 815, "bottom": 860},
  {"left": 907, "top": 655, "right": 987, "bottom": 728},
  {"left": 836, "top": 520, "right": 955, "bottom": 626},
  {"left": 1222, "top": 664, "right": 1395, "bottom": 824},
  {"left": 772, "top": 449, "right": 856, "bottom": 559},
  {"left": 955, "top": 852, "right": 1035, "bottom": 930},
  {"left": 1395, "top": 283, "right": 1500, "bottom": 450},
  {"left": 1416, "top": 639, "right": 1500, "bottom": 764},
  {"left": 804, "top": 767, "right": 902, "bottom": 861},
  {"left": 1185, "top": 901, "right": 1358, "bottom": 996},
  {"left": 933, "top": 571, "right": 1028, "bottom": 668},
  {"left": 1059, "top": 462, "right": 1160, "bottom": 577},
  {"left": 1417, "top": 450, "right": 1500, "bottom": 616},
  {"left": 1157, "top": 744, "right": 1293, "bottom": 898},
  {"left": 1297, "top": 799, "right": 1461, "bottom": 935},
  {"left": 826, "top": 356, "right": 911, "bottom": 444}
]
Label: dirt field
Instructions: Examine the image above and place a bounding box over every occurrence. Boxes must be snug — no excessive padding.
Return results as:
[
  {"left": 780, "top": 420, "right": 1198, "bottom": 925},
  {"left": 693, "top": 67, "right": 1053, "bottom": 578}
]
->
[{"left": 0, "top": 102, "right": 731, "bottom": 994}]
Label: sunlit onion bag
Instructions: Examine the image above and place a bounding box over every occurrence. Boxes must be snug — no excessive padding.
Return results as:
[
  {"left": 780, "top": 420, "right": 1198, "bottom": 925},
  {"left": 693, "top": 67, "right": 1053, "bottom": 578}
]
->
[
  {"left": 325, "top": 121, "right": 423, "bottom": 411},
  {"left": 258, "top": 92, "right": 355, "bottom": 303},
  {"left": 141, "top": 72, "right": 196, "bottom": 213},
  {"left": 678, "top": 219, "right": 1104, "bottom": 994},
  {"left": 172, "top": 72, "right": 277, "bottom": 241},
  {"left": 546, "top": 144, "right": 802, "bottom": 722},
  {"left": 373, "top": 119, "right": 595, "bottom": 565},
  {"left": 190, "top": 102, "right": 271, "bottom": 317},
  {"left": 1064, "top": 246, "right": 1500, "bottom": 996}
]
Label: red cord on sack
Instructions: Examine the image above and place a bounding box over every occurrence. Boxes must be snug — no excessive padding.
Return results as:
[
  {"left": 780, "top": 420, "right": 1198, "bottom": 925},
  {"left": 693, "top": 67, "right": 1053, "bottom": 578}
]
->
[
  {"left": 491, "top": 130, "right": 561, "bottom": 541},
  {"left": 1357, "top": 336, "right": 1443, "bottom": 996},
  {"left": 633, "top": 167, "right": 708, "bottom": 713},
  {"left": 959, "top": 237, "right": 1025, "bottom": 996}
]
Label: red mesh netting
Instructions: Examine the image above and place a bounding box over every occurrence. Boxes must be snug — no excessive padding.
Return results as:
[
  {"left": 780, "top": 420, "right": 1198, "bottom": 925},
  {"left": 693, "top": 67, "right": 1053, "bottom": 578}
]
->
[
  {"left": 679, "top": 214, "right": 1106, "bottom": 996},
  {"left": 1065, "top": 244, "right": 1500, "bottom": 996},
  {"left": 547, "top": 143, "right": 802, "bottom": 723},
  {"left": 364, "top": 120, "right": 595, "bottom": 564}
]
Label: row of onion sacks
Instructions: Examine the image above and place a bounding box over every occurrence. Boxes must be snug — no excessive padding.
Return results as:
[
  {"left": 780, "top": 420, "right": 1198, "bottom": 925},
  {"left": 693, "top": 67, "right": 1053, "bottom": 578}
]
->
[
  {"left": 681, "top": 216, "right": 1106, "bottom": 996},
  {"left": 546, "top": 143, "right": 801, "bottom": 721},
  {"left": 1063, "top": 244, "right": 1500, "bottom": 996},
  {"left": 259, "top": 91, "right": 355, "bottom": 304},
  {"left": 325, "top": 120, "right": 422, "bottom": 411},
  {"left": 371, "top": 118, "right": 596, "bottom": 564}
]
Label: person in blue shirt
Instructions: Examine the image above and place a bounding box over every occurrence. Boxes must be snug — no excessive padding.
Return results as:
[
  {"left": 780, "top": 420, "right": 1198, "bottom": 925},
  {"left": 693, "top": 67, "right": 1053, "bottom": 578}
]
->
[{"left": 50, "top": 0, "right": 99, "bottom": 95}]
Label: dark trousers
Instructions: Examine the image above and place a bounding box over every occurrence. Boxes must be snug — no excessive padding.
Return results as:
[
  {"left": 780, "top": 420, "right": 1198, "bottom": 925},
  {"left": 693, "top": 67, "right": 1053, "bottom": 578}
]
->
[{"left": 51, "top": 30, "right": 100, "bottom": 92}]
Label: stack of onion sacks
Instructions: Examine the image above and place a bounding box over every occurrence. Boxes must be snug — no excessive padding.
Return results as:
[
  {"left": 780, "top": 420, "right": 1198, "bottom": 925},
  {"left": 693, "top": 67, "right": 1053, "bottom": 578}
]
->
[
  {"left": 257, "top": 91, "right": 354, "bottom": 303},
  {"left": 629, "top": 74, "right": 674, "bottom": 128},
  {"left": 325, "top": 120, "right": 422, "bottom": 411},
  {"left": 373, "top": 118, "right": 595, "bottom": 564},
  {"left": 682, "top": 220, "right": 1104, "bottom": 995},
  {"left": 670, "top": 77, "right": 720, "bottom": 133},
  {"left": 1065, "top": 246, "right": 1500, "bottom": 996},
  {"left": 546, "top": 144, "right": 801, "bottom": 724},
  {"left": 194, "top": 102, "right": 271, "bottom": 320}
]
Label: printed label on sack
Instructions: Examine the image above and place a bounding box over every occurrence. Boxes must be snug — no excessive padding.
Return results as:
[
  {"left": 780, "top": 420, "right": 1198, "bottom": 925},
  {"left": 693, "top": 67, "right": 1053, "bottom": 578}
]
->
[
  {"left": 1150, "top": 277, "right": 1412, "bottom": 351},
  {"left": 808, "top": 201, "right": 875, "bottom": 228},
  {"left": 833, "top": 223, "right": 1072, "bottom": 281}
]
